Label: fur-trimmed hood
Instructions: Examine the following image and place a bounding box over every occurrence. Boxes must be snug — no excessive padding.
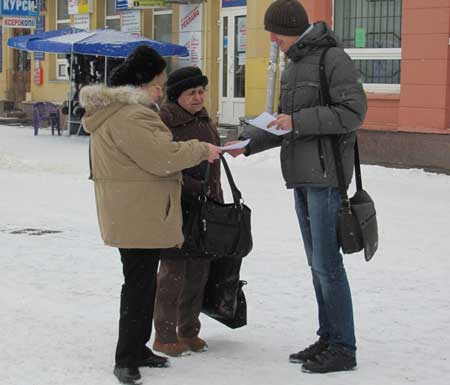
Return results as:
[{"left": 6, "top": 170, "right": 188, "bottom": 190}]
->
[{"left": 80, "top": 85, "right": 153, "bottom": 134}]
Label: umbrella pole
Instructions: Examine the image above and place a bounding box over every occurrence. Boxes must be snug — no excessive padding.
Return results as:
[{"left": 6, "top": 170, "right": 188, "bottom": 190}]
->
[
  {"left": 67, "top": 52, "right": 74, "bottom": 136},
  {"left": 104, "top": 57, "right": 108, "bottom": 85}
]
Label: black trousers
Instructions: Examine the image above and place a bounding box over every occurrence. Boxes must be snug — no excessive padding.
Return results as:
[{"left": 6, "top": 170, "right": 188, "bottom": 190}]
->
[{"left": 115, "top": 248, "right": 160, "bottom": 368}]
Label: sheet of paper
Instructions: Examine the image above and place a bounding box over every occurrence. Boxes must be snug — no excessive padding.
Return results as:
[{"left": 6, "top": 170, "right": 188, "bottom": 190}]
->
[
  {"left": 220, "top": 139, "right": 250, "bottom": 151},
  {"left": 246, "top": 112, "right": 292, "bottom": 136}
]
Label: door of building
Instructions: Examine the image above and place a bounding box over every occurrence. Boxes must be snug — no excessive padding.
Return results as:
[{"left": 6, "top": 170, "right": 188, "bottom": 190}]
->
[
  {"left": 219, "top": 7, "right": 247, "bottom": 125},
  {"left": 12, "top": 29, "right": 31, "bottom": 102}
]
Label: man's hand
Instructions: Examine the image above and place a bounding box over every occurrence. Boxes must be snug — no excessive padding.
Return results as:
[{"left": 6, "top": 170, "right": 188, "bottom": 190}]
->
[
  {"left": 267, "top": 114, "right": 293, "bottom": 131},
  {"left": 223, "top": 141, "right": 246, "bottom": 158},
  {"left": 207, "top": 143, "right": 221, "bottom": 163}
]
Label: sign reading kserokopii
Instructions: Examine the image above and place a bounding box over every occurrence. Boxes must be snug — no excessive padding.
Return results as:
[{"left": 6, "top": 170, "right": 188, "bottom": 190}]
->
[
  {"left": 0, "top": 0, "right": 39, "bottom": 16},
  {"left": 2, "top": 16, "right": 36, "bottom": 28}
]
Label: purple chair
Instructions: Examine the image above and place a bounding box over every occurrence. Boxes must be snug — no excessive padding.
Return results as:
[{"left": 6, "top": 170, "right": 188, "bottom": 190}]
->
[{"left": 32, "top": 102, "right": 61, "bottom": 136}]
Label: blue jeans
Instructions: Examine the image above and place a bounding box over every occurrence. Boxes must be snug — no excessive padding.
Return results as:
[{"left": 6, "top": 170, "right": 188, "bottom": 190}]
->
[{"left": 294, "top": 187, "right": 356, "bottom": 351}]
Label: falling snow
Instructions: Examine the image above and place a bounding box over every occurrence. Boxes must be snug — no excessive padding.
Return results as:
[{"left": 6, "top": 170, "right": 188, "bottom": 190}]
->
[{"left": 1, "top": 124, "right": 449, "bottom": 385}]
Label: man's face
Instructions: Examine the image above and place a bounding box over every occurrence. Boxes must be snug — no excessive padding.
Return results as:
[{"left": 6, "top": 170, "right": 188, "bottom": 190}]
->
[{"left": 270, "top": 32, "right": 298, "bottom": 53}]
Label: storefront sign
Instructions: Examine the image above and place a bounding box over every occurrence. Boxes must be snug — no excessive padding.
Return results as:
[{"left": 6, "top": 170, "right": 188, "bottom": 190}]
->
[
  {"left": 34, "top": 16, "right": 45, "bottom": 61},
  {"left": 179, "top": 3, "right": 202, "bottom": 68},
  {"left": 0, "top": 0, "right": 39, "bottom": 16},
  {"left": 116, "top": 0, "right": 129, "bottom": 11},
  {"left": 222, "top": 0, "right": 246, "bottom": 7},
  {"left": 127, "top": 0, "right": 167, "bottom": 8},
  {"left": 121, "top": 10, "right": 141, "bottom": 34},
  {"left": 68, "top": 0, "right": 92, "bottom": 15},
  {"left": 3, "top": 16, "right": 36, "bottom": 28}
]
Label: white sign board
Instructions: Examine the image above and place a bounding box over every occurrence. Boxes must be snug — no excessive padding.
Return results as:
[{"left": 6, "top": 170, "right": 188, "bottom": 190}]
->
[
  {"left": 179, "top": 4, "right": 202, "bottom": 68},
  {"left": 73, "top": 13, "right": 90, "bottom": 30},
  {"left": 3, "top": 16, "right": 36, "bottom": 28},
  {"left": 121, "top": 10, "right": 141, "bottom": 35}
]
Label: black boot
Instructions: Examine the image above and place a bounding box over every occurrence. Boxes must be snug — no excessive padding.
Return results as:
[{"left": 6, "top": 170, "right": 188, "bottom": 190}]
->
[
  {"left": 289, "top": 338, "right": 329, "bottom": 364},
  {"left": 113, "top": 366, "right": 141, "bottom": 384},
  {"left": 301, "top": 345, "right": 357, "bottom": 373},
  {"left": 138, "top": 348, "right": 170, "bottom": 368}
]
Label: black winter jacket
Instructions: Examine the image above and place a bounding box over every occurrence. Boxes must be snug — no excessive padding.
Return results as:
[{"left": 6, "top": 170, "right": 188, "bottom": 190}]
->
[{"left": 241, "top": 21, "right": 367, "bottom": 188}]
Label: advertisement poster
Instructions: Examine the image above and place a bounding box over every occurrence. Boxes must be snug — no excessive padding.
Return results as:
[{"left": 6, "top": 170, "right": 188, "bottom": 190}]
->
[
  {"left": 121, "top": 10, "right": 141, "bottom": 35},
  {"left": 179, "top": 4, "right": 202, "bottom": 68},
  {"left": 237, "top": 16, "right": 247, "bottom": 52},
  {"left": 73, "top": 13, "right": 90, "bottom": 30},
  {"left": 69, "top": 0, "right": 91, "bottom": 15}
]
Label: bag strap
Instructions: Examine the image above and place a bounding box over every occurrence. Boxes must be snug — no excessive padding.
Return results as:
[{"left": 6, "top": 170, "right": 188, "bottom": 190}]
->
[
  {"left": 318, "top": 47, "right": 363, "bottom": 205},
  {"left": 201, "top": 154, "right": 243, "bottom": 204},
  {"left": 88, "top": 139, "right": 93, "bottom": 180}
]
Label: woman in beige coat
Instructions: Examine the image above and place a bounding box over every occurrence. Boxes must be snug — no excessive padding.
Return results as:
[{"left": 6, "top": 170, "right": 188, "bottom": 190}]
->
[{"left": 80, "top": 46, "right": 220, "bottom": 385}]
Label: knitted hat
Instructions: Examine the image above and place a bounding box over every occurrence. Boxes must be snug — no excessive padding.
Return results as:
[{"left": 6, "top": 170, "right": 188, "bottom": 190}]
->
[
  {"left": 109, "top": 45, "right": 166, "bottom": 87},
  {"left": 166, "top": 66, "right": 208, "bottom": 102},
  {"left": 264, "top": 0, "right": 309, "bottom": 36}
]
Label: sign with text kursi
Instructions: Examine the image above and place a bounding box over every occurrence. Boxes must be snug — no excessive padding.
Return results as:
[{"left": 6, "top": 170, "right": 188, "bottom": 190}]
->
[{"left": 0, "top": 0, "right": 39, "bottom": 16}]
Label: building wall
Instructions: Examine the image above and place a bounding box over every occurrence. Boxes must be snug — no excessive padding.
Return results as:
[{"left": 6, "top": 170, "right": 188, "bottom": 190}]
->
[
  {"left": 246, "top": 0, "right": 450, "bottom": 136},
  {"left": 1, "top": 1, "right": 220, "bottom": 114}
]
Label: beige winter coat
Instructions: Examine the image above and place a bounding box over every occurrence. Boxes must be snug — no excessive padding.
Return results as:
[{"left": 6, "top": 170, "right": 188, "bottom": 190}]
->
[{"left": 80, "top": 85, "right": 210, "bottom": 249}]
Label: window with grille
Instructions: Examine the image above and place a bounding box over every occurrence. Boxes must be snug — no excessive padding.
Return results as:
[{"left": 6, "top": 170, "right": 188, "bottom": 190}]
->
[{"left": 334, "top": 0, "right": 402, "bottom": 92}]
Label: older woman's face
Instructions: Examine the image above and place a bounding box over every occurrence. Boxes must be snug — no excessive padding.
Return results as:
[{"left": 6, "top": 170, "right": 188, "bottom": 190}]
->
[
  {"left": 142, "top": 72, "right": 166, "bottom": 103},
  {"left": 177, "top": 86, "right": 206, "bottom": 115}
]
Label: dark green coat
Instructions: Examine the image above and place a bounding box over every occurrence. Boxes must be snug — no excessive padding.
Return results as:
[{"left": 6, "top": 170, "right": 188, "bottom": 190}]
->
[{"left": 241, "top": 21, "right": 367, "bottom": 188}]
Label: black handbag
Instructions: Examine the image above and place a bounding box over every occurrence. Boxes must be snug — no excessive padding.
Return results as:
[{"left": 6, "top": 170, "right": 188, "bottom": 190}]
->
[
  {"left": 319, "top": 47, "right": 379, "bottom": 262},
  {"left": 202, "top": 257, "right": 247, "bottom": 329},
  {"left": 182, "top": 154, "right": 253, "bottom": 260}
]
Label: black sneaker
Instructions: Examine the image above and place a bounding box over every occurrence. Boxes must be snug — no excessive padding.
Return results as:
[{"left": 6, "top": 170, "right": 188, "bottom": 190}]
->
[
  {"left": 138, "top": 350, "right": 170, "bottom": 368},
  {"left": 113, "top": 366, "right": 141, "bottom": 384},
  {"left": 301, "top": 345, "right": 357, "bottom": 373},
  {"left": 289, "top": 338, "right": 329, "bottom": 364}
]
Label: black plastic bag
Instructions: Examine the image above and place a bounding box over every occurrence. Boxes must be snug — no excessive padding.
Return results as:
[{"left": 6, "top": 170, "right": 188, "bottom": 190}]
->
[{"left": 201, "top": 257, "right": 247, "bottom": 329}]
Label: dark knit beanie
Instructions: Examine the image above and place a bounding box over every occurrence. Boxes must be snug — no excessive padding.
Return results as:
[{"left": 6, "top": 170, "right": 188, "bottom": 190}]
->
[
  {"left": 166, "top": 66, "right": 208, "bottom": 102},
  {"left": 264, "top": 0, "right": 309, "bottom": 36},
  {"left": 109, "top": 45, "right": 166, "bottom": 87}
]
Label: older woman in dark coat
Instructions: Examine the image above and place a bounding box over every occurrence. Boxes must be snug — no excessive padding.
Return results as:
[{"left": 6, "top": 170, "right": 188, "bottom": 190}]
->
[{"left": 153, "top": 67, "right": 223, "bottom": 357}]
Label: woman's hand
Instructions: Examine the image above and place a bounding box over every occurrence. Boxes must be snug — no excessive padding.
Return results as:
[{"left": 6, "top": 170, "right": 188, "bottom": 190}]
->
[
  {"left": 207, "top": 143, "right": 221, "bottom": 163},
  {"left": 223, "top": 141, "right": 246, "bottom": 157}
]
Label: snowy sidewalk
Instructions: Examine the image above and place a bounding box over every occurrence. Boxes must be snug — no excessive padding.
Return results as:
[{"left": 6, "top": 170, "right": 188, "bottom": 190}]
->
[{"left": 1, "top": 124, "right": 449, "bottom": 385}]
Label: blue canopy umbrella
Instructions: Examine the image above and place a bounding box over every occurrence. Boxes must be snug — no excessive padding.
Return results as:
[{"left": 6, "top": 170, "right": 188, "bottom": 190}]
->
[
  {"left": 7, "top": 28, "right": 189, "bottom": 134},
  {"left": 7, "top": 28, "right": 84, "bottom": 51},
  {"left": 7, "top": 28, "right": 189, "bottom": 58}
]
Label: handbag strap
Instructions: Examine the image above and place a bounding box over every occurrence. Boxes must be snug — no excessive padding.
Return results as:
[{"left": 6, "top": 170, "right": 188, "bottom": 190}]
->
[
  {"left": 201, "top": 154, "right": 243, "bottom": 204},
  {"left": 318, "top": 47, "right": 363, "bottom": 206}
]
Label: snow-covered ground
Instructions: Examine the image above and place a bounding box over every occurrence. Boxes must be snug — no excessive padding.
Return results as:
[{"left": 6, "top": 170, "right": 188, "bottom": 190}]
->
[{"left": 1, "top": 124, "right": 449, "bottom": 385}]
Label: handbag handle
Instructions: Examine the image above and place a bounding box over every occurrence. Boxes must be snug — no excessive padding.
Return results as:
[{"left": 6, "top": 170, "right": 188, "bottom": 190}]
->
[
  {"left": 319, "top": 47, "right": 363, "bottom": 207},
  {"left": 201, "top": 154, "right": 243, "bottom": 204}
]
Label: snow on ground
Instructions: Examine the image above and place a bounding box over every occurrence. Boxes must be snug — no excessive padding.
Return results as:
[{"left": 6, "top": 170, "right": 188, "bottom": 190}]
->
[{"left": 1, "top": 124, "right": 449, "bottom": 385}]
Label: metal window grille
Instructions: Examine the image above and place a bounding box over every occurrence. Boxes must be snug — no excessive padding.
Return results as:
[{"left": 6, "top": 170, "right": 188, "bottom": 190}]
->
[{"left": 334, "top": 0, "right": 402, "bottom": 87}]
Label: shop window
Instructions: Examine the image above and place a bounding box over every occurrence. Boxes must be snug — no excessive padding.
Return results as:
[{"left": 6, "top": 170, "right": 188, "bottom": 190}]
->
[
  {"left": 334, "top": 0, "right": 402, "bottom": 93},
  {"left": 106, "top": 0, "right": 121, "bottom": 31},
  {"left": 153, "top": 8, "right": 174, "bottom": 73},
  {"left": 56, "top": 0, "right": 70, "bottom": 80}
]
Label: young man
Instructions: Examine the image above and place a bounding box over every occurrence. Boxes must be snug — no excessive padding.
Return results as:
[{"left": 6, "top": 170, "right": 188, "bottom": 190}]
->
[{"left": 226, "top": 0, "right": 367, "bottom": 374}]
